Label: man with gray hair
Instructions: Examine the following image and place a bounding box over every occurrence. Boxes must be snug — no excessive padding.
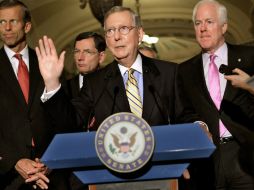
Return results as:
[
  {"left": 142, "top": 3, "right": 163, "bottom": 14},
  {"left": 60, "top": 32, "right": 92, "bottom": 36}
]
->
[
  {"left": 36, "top": 5, "right": 204, "bottom": 190},
  {"left": 178, "top": 0, "right": 254, "bottom": 189}
]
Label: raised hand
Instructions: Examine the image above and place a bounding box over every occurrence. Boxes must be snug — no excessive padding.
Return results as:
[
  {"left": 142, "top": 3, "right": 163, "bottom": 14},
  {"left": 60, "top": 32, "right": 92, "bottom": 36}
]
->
[{"left": 35, "top": 35, "right": 65, "bottom": 92}]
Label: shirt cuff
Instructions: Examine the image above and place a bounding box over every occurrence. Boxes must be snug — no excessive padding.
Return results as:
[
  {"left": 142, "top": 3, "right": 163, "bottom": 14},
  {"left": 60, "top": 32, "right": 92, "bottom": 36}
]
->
[{"left": 41, "top": 84, "right": 61, "bottom": 102}]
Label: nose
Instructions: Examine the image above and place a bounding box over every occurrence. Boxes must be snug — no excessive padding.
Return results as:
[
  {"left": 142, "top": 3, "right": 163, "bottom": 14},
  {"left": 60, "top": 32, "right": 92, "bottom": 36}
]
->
[
  {"left": 200, "top": 23, "right": 207, "bottom": 32},
  {"left": 4, "top": 22, "right": 12, "bottom": 31},
  {"left": 113, "top": 29, "right": 121, "bottom": 41},
  {"left": 78, "top": 52, "right": 85, "bottom": 60}
]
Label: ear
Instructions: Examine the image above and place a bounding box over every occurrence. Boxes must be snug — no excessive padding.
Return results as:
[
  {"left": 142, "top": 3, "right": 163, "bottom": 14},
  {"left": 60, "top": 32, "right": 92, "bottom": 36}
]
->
[
  {"left": 24, "top": 22, "right": 32, "bottom": 34},
  {"left": 98, "top": 51, "right": 106, "bottom": 65},
  {"left": 222, "top": 23, "right": 227, "bottom": 35},
  {"left": 138, "top": 27, "right": 144, "bottom": 44}
]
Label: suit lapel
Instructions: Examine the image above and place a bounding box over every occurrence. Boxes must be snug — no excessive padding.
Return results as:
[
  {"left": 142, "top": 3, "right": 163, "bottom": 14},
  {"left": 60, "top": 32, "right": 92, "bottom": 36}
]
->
[
  {"left": 27, "top": 48, "right": 42, "bottom": 108},
  {"left": 0, "top": 48, "right": 28, "bottom": 107},
  {"left": 223, "top": 44, "right": 241, "bottom": 101},
  {"left": 105, "top": 61, "right": 130, "bottom": 113},
  {"left": 191, "top": 54, "right": 215, "bottom": 103},
  {"left": 142, "top": 57, "right": 159, "bottom": 121}
]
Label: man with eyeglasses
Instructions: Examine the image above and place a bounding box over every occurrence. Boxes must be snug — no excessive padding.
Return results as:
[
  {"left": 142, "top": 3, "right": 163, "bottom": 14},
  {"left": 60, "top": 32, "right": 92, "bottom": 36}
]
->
[
  {"left": 64, "top": 32, "right": 106, "bottom": 190},
  {"left": 36, "top": 6, "right": 204, "bottom": 189},
  {"left": 65, "top": 32, "right": 106, "bottom": 99}
]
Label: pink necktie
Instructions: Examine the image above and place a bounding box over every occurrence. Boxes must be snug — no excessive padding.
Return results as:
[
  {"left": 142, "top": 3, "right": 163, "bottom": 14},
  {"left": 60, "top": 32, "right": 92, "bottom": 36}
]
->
[
  {"left": 208, "top": 54, "right": 227, "bottom": 137},
  {"left": 15, "top": 54, "right": 29, "bottom": 103}
]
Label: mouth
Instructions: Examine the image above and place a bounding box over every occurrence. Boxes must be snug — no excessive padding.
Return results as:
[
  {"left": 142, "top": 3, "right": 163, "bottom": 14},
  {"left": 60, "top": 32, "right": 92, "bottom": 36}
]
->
[
  {"left": 78, "top": 64, "right": 86, "bottom": 67},
  {"left": 115, "top": 45, "right": 125, "bottom": 49},
  {"left": 200, "top": 35, "right": 210, "bottom": 39},
  {"left": 3, "top": 33, "right": 15, "bottom": 39}
]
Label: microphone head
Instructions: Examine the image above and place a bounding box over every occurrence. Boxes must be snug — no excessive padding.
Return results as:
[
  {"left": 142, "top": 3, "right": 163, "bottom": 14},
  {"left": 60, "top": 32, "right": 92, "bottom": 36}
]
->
[
  {"left": 219, "top": 64, "right": 227, "bottom": 74},
  {"left": 219, "top": 64, "right": 235, "bottom": 75}
]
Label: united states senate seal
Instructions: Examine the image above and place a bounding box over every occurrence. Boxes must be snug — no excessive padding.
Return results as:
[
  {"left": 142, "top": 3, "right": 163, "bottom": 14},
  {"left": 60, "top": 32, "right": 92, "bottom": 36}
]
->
[{"left": 95, "top": 112, "right": 155, "bottom": 173}]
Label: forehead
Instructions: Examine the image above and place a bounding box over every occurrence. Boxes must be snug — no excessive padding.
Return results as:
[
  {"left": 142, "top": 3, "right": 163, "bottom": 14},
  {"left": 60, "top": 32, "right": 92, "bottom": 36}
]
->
[
  {"left": 75, "top": 38, "right": 96, "bottom": 49},
  {"left": 104, "top": 11, "right": 134, "bottom": 28},
  {"left": 195, "top": 3, "right": 218, "bottom": 20},
  {"left": 0, "top": 5, "right": 23, "bottom": 19}
]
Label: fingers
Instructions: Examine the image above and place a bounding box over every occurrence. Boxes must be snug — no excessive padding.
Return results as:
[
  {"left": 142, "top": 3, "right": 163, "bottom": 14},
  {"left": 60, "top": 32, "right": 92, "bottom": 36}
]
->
[
  {"left": 35, "top": 178, "right": 49, "bottom": 189},
  {"left": 36, "top": 172, "right": 50, "bottom": 183},
  {"left": 36, "top": 36, "right": 53, "bottom": 59},
  {"left": 183, "top": 169, "right": 190, "bottom": 179},
  {"left": 34, "top": 158, "right": 45, "bottom": 168},
  {"left": 26, "top": 172, "right": 49, "bottom": 183},
  {"left": 233, "top": 68, "right": 244, "bottom": 75},
  {"left": 48, "top": 37, "right": 57, "bottom": 56},
  {"left": 44, "top": 36, "right": 52, "bottom": 56},
  {"left": 59, "top": 51, "right": 66, "bottom": 65},
  {"left": 38, "top": 36, "right": 47, "bottom": 58},
  {"left": 26, "top": 172, "right": 49, "bottom": 189}
]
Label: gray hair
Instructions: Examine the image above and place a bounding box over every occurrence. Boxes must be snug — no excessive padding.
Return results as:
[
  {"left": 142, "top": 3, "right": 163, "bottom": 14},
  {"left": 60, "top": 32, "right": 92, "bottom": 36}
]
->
[
  {"left": 192, "top": 0, "right": 227, "bottom": 25},
  {"left": 103, "top": 6, "right": 142, "bottom": 28}
]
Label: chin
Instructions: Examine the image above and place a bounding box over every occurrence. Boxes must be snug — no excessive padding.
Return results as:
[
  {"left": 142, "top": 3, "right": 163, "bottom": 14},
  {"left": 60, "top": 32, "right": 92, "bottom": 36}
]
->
[
  {"left": 114, "top": 53, "right": 128, "bottom": 60},
  {"left": 6, "top": 42, "right": 18, "bottom": 48},
  {"left": 200, "top": 42, "right": 212, "bottom": 50}
]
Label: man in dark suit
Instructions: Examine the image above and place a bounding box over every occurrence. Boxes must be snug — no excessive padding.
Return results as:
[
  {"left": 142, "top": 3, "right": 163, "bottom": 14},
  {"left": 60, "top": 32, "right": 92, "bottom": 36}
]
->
[
  {"left": 178, "top": 0, "right": 254, "bottom": 189},
  {"left": 0, "top": 0, "right": 75, "bottom": 189},
  {"left": 36, "top": 6, "right": 203, "bottom": 189},
  {"left": 65, "top": 32, "right": 106, "bottom": 190},
  {"left": 65, "top": 32, "right": 106, "bottom": 99}
]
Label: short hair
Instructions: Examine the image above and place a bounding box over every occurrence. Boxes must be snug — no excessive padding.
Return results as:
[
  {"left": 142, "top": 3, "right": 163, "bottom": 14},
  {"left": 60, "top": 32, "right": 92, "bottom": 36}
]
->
[
  {"left": 103, "top": 6, "right": 142, "bottom": 28},
  {"left": 0, "top": 0, "right": 31, "bottom": 23},
  {"left": 74, "top": 32, "right": 106, "bottom": 52},
  {"left": 192, "top": 0, "right": 227, "bottom": 25}
]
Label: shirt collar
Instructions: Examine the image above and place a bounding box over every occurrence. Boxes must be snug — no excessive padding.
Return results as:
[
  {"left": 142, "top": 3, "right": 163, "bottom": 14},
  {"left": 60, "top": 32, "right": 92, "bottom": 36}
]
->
[
  {"left": 118, "top": 54, "right": 143, "bottom": 77},
  {"left": 4, "top": 44, "right": 29, "bottom": 61},
  {"left": 202, "top": 43, "right": 228, "bottom": 67}
]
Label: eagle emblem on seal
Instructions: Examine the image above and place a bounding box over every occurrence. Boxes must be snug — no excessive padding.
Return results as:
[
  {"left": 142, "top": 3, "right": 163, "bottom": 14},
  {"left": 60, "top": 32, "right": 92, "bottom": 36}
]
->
[{"left": 111, "top": 126, "right": 137, "bottom": 155}]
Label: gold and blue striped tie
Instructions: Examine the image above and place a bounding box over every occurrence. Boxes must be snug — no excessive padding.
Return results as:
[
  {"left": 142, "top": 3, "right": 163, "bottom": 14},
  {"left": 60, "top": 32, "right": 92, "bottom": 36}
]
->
[{"left": 126, "top": 68, "right": 142, "bottom": 117}]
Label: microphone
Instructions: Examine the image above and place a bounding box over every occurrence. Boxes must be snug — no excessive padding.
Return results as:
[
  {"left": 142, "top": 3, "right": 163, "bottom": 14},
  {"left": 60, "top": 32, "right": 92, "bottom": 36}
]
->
[
  {"left": 219, "top": 64, "right": 235, "bottom": 75},
  {"left": 111, "top": 86, "right": 119, "bottom": 114},
  {"left": 148, "top": 85, "right": 170, "bottom": 124}
]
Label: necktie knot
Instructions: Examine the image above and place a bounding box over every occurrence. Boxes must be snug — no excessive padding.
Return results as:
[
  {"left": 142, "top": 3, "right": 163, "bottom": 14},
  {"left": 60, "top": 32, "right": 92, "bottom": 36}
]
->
[
  {"left": 14, "top": 53, "right": 22, "bottom": 61},
  {"left": 210, "top": 54, "right": 216, "bottom": 63},
  {"left": 128, "top": 68, "right": 135, "bottom": 76}
]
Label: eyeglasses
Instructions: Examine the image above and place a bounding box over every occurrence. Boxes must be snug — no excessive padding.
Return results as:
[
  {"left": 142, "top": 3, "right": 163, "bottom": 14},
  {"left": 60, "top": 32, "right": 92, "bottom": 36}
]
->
[
  {"left": 105, "top": 26, "right": 136, "bottom": 37},
  {"left": 0, "top": 19, "right": 20, "bottom": 27},
  {"left": 73, "top": 49, "right": 98, "bottom": 56}
]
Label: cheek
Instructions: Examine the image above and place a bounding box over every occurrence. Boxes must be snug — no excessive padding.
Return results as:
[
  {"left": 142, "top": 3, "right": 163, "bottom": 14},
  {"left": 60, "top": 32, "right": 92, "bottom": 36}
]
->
[{"left": 106, "top": 39, "right": 113, "bottom": 48}]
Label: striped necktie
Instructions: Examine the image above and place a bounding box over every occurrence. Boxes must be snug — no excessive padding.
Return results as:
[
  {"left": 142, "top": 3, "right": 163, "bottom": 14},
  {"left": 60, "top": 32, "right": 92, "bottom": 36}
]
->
[{"left": 126, "top": 68, "right": 142, "bottom": 117}]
